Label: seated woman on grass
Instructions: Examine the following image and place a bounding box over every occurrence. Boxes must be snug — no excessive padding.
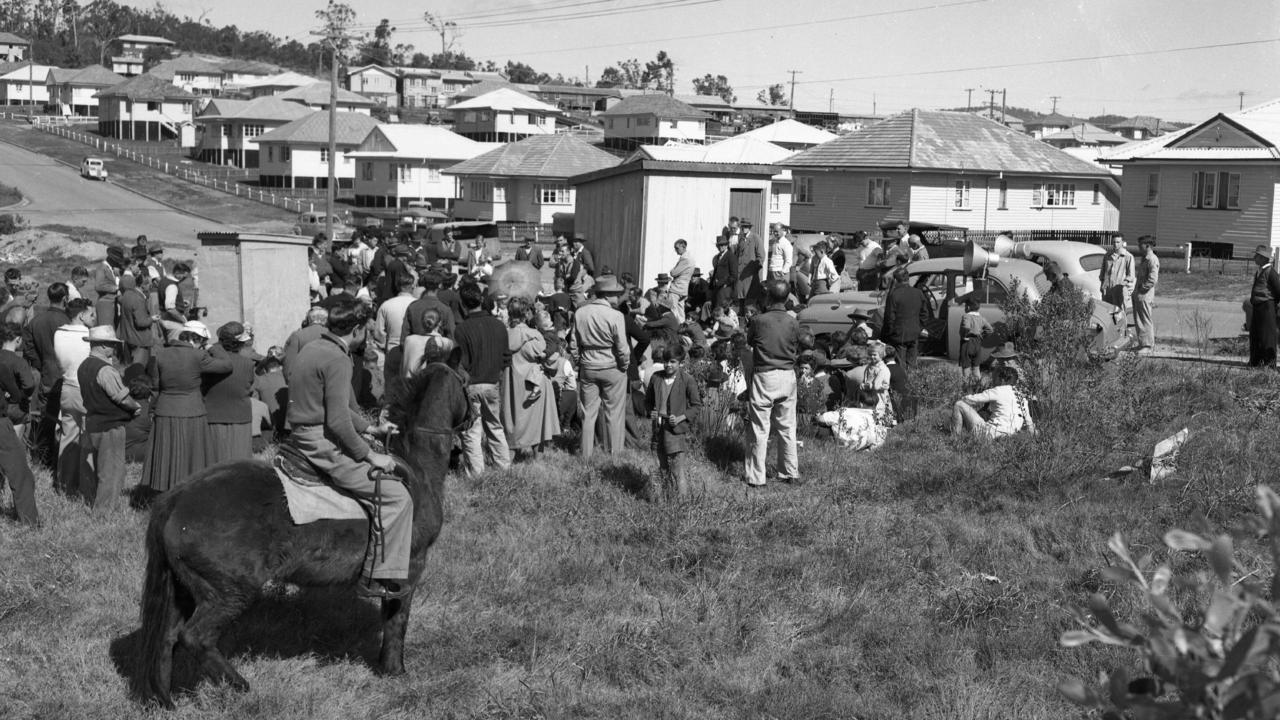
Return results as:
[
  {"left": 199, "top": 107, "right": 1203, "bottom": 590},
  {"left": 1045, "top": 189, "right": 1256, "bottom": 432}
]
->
[
  {"left": 813, "top": 387, "right": 890, "bottom": 451},
  {"left": 950, "top": 365, "right": 1037, "bottom": 440}
]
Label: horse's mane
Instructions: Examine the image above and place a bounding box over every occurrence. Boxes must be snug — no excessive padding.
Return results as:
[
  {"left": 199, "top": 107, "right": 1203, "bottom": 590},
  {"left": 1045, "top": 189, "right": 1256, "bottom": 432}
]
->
[{"left": 387, "top": 362, "right": 463, "bottom": 428}]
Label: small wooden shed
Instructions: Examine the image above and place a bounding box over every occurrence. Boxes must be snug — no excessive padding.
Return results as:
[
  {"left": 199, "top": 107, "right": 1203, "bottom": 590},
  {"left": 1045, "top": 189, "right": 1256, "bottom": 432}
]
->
[
  {"left": 570, "top": 159, "right": 777, "bottom": 289},
  {"left": 196, "top": 232, "right": 312, "bottom": 352}
]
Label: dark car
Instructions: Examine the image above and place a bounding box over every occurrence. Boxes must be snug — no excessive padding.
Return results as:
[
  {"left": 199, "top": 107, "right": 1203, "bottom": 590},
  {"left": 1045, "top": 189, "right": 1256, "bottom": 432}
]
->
[{"left": 878, "top": 217, "right": 970, "bottom": 258}]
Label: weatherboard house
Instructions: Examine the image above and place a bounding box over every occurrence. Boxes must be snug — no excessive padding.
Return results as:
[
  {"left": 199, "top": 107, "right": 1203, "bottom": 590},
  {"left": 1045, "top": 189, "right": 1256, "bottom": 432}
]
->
[
  {"left": 448, "top": 134, "right": 619, "bottom": 224},
  {"left": 348, "top": 124, "right": 494, "bottom": 210},
  {"left": 1104, "top": 98, "right": 1280, "bottom": 259},
  {"left": 782, "top": 109, "right": 1119, "bottom": 236},
  {"left": 254, "top": 111, "right": 379, "bottom": 190},
  {"left": 193, "top": 95, "right": 312, "bottom": 168},
  {"left": 46, "top": 66, "right": 126, "bottom": 116},
  {"left": 0, "top": 32, "right": 28, "bottom": 63},
  {"left": 599, "top": 94, "right": 711, "bottom": 150},
  {"left": 95, "top": 74, "right": 196, "bottom": 142},
  {"left": 447, "top": 88, "right": 568, "bottom": 142}
]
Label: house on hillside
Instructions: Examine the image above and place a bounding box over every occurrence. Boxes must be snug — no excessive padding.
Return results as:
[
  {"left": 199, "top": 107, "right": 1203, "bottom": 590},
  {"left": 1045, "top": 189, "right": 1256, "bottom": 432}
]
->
[
  {"left": 46, "top": 66, "right": 126, "bottom": 116},
  {"left": 572, "top": 159, "right": 777, "bottom": 287},
  {"left": 244, "top": 71, "right": 317, "bottom": 98},
  {"left": 0, "top": 33, "right": 28, "bottom": 62},
  {"left": 533, "top": 84, "right": 621, "bottom": 115},
  {"left": 448, "top": 134, "right": 619, "bottom": 223},
  {"left": 737, "top": 118, "right": 838, "bottom": 151},
  {"left": 1024, "top": 112, "right": 1076, "bottom": 139},
  {"left": 348, "top": 125, "right": 493, "bottom": 209},
  {"left": 111, "top": 35, "right": 175, "bottom": 77},
  {"left": 95, "top": 74, "right": 196, "bottom": 142},
  {"left": 631, "top": 135, "right": 797, "bottom": 226},
  {"left": 276, "top": 82, "right": 377, "bottom": 115},
  {"left": 220, "top": 59, "right": 279, "bottom": 91},
  {"left": 0, "top": 62, "right": 55, "bottom": 106},
  {"left": 676, "top": 94, "right": 734, "bottom": 129},
  {"left": 1104, "top": 98, "right": 1280, "bottom": 258},
  {"left": 447, "top": 88, "right": 568, "bottom": 142},
  {"left": 346, "top": 64, "right": 399, "bottom": 108},
  {"left": 1109, "top": 115, "right": 1166, "bottom": 141},
  {"left": 255, "top": 111, "right": 378, "bottom": 190},
  {"left": 146, "top": 56, "right": 225, "bottom": 96},
  {"left": 599, "top": 94, "right": 711, "bottom": 150},
  {"left": 782, "top": 109, "right": 1119, "bottom": 237},
  {"left": 1040, "top": 122, "right": 1129, "bottom": 149},
  {"left": 451, "top": 79, "right": 531, "bottom": 103},
  {"left": 399, "top": 67, "right": 443, "bottom": 108},
  {"left": 193, "top": 96, "right": 312, "bottom": 167}
]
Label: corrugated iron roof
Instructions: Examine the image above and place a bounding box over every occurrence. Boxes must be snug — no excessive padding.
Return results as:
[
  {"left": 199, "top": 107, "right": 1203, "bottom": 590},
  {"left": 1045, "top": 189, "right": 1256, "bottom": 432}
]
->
[
  {"left": 571, "top": 157, "right": 778, "bottom": 185},
  {"left": 447, "top": 134, "right": 619, "bottom": 179},
  {"left": 0, "top": 32, "right": 28, "bottom": 45},
  {"left": 244, "top": 71, "right": 320, "bottom": 89},
  {"left": 195, "top": 95, "right": 313, "bottom": 123},
  {"left": 633, "top": 135, "right": 794, "bottom": 164},
  {"left": 255, "top": 111, "right": 378, "bottom": 145},
  {"left": 784, "top": 109, "right": 1111, "bottom": 176},
  {"left": 448, "top": 87, "right": 558, "bottom": 113},
  {"left": 1108, "top": 115, "right": 1164, "bottom": 133},
  {"left": 1104, "top": 98, "right": 1280, "bottom": 162},
  {"left": 347, "top": 124, "right": 492, "bottom": 161},
  {"left": 0, "top": 63, "right": 54, "bottom": 82},
  {"left": 675, "top": 94, "right": 732, "bottom": 109},
  {"left": 738, "top": 118, "right": 838, "bottom": 147},
  {"left": 146, "top": 56, "right": 224, "bottom": 79},
  {"left": 220, "top": 59, "right": 280, "bottom": 75},
  {"left": 117, "top": 34, "right": 175, "bottom": 45},
  {"left": 277, "top": 82, "right": 377, "bottom": 107},
  {"left": 600, "top": 93, "right": 711, "bottom": 120},
  {"left": 1041, "top": 122, "right": 1130, "bottom": 145}
]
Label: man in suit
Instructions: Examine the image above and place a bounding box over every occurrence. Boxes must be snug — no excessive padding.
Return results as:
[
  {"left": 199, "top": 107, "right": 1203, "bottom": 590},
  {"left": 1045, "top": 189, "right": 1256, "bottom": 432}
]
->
[
  {"left": 92, "top": 246, "right": 125, "bottom": 328},
  {"left": 115, "top": 274, "right": 155, "bottom": 367},
  {"left": 514, "top": 236, "right": 544, "bottom": 270},
  {"left": 687, "top": 267, "right": 709, "bottom": 315},
  {"left": 567, "top": 237, "right": 594, "bottom": 308},
  {"left": 880, "top": 266, "right": 930, "bottom": 367},
  {"left": 710, "top": 235, "right": 738, "bottom": 310},
  {"left": 734, "top": 220, "right": 765, "bottom": 314},
  {"left": 1249, "top": 244, "right": 1280, "bottom": 368}
]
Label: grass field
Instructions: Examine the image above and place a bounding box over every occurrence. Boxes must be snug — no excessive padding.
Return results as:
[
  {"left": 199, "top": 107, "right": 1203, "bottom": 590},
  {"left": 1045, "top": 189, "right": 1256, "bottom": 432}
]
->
[{"left": 3, "top": 351, "right": 1278, "bottom": 719}]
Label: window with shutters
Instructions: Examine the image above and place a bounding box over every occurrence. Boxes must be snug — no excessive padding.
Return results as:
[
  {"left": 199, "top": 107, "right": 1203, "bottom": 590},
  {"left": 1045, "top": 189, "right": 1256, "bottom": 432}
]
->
[{"left": 1190, "top": 171, "right": 1241, "bottom": 209}]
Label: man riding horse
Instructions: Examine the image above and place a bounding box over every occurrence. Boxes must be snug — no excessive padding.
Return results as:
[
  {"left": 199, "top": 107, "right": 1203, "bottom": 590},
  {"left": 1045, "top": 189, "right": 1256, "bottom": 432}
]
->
[{"left": 283, "top": 296, "right": 406, "bottom": 600}]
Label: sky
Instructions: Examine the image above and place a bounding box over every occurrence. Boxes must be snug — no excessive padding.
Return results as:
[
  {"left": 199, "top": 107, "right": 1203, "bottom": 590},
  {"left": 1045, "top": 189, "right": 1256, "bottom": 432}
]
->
[{"left": 123, "top": 0, "right": 1280, "bottom": 122}]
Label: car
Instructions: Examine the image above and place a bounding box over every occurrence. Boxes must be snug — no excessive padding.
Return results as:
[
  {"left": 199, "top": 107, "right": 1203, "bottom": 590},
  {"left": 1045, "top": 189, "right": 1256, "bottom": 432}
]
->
[
  {"left": 396, "top": 208, "right": 448, "bottom": 237},
  {"left": 291, "top": 211, "right": 354, "bottom": 240},
  {"left": 80, "top": 157, "right": 108, "bottom": 181},
  {"left": 798, "top": 248, "right": 1126, "bottom": 361},
  {"left": 986, "top": 238, "right": 1106, "bottom": 299},
  {"left": 878, "top": 217, "right": 970, "bottom": 258}
]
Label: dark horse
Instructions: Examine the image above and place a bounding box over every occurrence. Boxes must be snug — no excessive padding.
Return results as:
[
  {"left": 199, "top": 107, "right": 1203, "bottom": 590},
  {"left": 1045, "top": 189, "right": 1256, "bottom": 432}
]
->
[{"left": 137, "top": 362, "right": 469, "bottom": 709}]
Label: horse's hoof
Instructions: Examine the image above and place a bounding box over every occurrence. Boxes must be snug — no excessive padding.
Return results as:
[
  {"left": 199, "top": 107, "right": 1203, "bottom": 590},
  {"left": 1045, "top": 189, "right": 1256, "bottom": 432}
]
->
[{"left": 379, "top": 664, "right": 406, "bottom": 677}]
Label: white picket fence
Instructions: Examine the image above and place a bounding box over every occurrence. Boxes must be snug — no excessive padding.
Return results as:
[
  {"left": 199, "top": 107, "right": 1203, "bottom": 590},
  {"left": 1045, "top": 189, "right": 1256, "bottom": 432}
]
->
[{"left": 31, "top": 121, "right": 318, "bottom": 215}]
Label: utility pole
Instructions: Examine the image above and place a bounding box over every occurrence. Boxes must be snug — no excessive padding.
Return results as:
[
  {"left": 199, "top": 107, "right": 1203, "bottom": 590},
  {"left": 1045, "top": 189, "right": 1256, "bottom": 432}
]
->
[
  {"left": 311, "top": 25, "right": 356, "bottom": 247},
  {"left": 986, "top": 88, "right": 998, "bottom": 117},
  {"left": 829, "top": 88, "right": 834, "bottom": 113},
  {"left": 964, "top": 87, "right": 974, "bottom": 112},
  {"left": 1001, "top": 88, "right": 1007, "bottom": 123},
  {"left": 786, "top": 69, "right": 802, "bottom": 117},
  {"left": 1050, "top": 95, "right": 1061, "bottom": 113},
  {"left": 1239, "top": 91, "right": 1246, "bottom": 110}
]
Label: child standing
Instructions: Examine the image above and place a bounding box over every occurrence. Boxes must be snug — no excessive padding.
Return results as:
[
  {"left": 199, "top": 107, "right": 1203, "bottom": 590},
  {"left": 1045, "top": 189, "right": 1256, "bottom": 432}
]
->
[
  {"left": 958, "top": 296, "right": 993, "bottom": 381},
  {"left": 645, "top": 344, "right": 701, "bottom": 499}
]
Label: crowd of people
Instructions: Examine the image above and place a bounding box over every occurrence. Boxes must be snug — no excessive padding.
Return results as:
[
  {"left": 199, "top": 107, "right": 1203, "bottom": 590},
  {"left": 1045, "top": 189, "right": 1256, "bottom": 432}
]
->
[{"left": 0, "top": 218, "right": 1041, "bottom": 544}]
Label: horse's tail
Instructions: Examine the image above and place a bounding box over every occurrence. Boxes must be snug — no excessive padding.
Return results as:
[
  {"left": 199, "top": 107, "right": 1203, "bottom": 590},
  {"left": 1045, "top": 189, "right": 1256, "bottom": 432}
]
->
[{"left": 138, "top": 508, "right": 180, "bottom": 709}]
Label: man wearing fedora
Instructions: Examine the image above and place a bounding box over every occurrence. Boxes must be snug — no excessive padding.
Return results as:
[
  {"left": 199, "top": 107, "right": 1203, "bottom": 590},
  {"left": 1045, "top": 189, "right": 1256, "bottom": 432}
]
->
[
  {"left": 1249, "top": 244, "right": 1280, "bottom": 368},
  {"left": 668, "top": 239, "right": 694, "bottom": 322},
  {"left": 116, "top": 272, "right": 155, "bottom": 367},
  {"left": 570, "top": 276, "right": 629, "bottom": 458},
  {"left": 734, "top": 220, "right": 765, "bottom": 313},
  {"left": 77, "top": 325, "right": 140, "bottom": 509},
  {"left": 93, "top": 246, "right": 126, "bottom": 329},
  {"left": 710, "top": 235, "right": 737, "bottom": 310}
]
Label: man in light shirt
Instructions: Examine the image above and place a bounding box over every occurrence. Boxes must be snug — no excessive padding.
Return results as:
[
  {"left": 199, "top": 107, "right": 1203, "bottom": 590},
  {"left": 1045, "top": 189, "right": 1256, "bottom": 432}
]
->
[
  {"left": 53, "top": 298, "right": 95, "bottom": 498},
  {"left": 768, "top": 224, "right": 794, "bottom": 281},
  {"left": 569, "top": 277, "right": 630, "bottom": 458},
  {"left": 853, "top": 231, "right": 882, "bottom": 290},
  {"left": 373, "top": 269, "right": 416, "bottom": 386},
  {"left": 667, "top": 238, "right": 694, "bottom": 323}
]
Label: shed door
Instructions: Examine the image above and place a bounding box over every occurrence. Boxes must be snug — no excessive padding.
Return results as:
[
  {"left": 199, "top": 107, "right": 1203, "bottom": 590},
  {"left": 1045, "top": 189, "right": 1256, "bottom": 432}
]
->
[{"left": 729, "top": 188, "right": 766, "bottom": 232}]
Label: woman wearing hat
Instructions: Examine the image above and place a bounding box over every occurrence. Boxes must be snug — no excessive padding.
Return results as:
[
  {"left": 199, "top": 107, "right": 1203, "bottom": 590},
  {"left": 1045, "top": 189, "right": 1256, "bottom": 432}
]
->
[
  {"left": 202, "top": 322, "right": 257, "bottom": 463},
  {"left": 142, "top": 320, "right": 233, "bottom": 493},
  {"left": 500, "top": 298, "right": 560, "bottom": 458}
]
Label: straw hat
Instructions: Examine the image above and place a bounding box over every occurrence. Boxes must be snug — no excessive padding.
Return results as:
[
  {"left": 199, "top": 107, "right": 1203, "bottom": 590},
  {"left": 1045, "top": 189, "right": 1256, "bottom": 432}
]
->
[
  {"left": 181, "top": 320, "right": 211, "bottom": 339},
  {"left": 83, "top": 325, "right": 124, "bottom": 346},
  {"left": 991, "top": 342, "right": 1020, "bottom": 360},
  {"left": 593, "top": 277, "right": 625, "bottom": 295}
]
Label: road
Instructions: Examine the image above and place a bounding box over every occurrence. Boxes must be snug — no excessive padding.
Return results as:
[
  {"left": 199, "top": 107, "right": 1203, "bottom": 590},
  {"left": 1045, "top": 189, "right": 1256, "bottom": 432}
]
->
[{"left": 0, "top": 140, "right": 232, "bottom": 245}]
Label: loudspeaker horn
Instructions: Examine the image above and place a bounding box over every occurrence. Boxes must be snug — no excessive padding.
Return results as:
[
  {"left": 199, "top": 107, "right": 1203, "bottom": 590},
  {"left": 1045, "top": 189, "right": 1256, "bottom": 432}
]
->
[{"left": 963, "top": 240, "right": 999, "bottom": 276}]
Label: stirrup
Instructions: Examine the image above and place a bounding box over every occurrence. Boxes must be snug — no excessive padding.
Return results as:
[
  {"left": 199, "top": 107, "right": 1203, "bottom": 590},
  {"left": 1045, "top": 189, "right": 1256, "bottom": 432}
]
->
[{"left": 356, "top": 577, "right": 412, "bottom": 601}]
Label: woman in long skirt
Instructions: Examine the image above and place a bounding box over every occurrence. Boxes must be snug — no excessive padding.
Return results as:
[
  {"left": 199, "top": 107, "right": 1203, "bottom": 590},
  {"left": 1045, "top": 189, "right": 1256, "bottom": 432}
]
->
[
  {"left": 500, "top": 298, "right": 560, "bottom": 456},
  {"left": 203, "top": 322, "right": 257, "bottom": 463},
  {"left": 142, "top": 321, "right": 232, "bottom": 492}
]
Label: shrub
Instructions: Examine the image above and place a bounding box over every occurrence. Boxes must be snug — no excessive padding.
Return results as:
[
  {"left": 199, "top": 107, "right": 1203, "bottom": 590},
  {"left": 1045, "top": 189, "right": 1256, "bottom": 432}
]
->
[
  {"left": 1059, "top": 485, "right": 1280, "bottom": 719},
  {"left": 0, "top": 213, "right": 23, "bottom": 235},
  {"left": 0, "top": 182, "right": 20, "bottom": 207}
]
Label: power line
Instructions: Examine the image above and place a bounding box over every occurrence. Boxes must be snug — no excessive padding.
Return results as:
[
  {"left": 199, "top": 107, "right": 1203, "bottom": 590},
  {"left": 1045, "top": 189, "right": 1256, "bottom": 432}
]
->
[
  {"left": 346, "top": 0, "right": 661, "bottom": 30},
  {"left": 745, "top": 36, "right": 1280, "bottom": 88},
  {"left": 460, "top": 0, "right": 988, "bottom": 58},
  {"left": 364, "top": 0, "right": 717, "bottom": 34}
]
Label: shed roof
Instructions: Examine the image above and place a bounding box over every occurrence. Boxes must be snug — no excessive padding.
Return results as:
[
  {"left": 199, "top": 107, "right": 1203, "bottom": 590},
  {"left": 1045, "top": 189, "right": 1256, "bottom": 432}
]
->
[
  {"left": 277, "top": 82, "right": 377, "bottom": 107},
  {"left": 347, "top": 124, "right": 492, "bottom": 161},
  {"left": 737, "top": 118, "right": 838, "bottom": 147},
  {"left": 94, "top": 73, "right": 196, "bottom": 101},
  {"left": 448, "top": 87, "right": 559, "bottom": 113},
  {"left": 783, "top": 109, "right": 1110, "bottom": 176},
  {"left": 255, "top": 110, "right": 378, "bottom": 145},
  {"left": 447, "top": 133, "right": 619, "bottom": 179},
  {"left": 571, "top": 158, "right": 778, "bottom": 185},
  {"left": 600, "top": 93, "right": 711, "bottom": 120}
]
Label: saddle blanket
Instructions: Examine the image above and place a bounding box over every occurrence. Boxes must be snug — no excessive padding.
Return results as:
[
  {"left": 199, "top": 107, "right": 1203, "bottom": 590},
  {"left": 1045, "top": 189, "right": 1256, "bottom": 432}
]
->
[{"left": 274, "top": 461, "right": 367, "bottom": 525}]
